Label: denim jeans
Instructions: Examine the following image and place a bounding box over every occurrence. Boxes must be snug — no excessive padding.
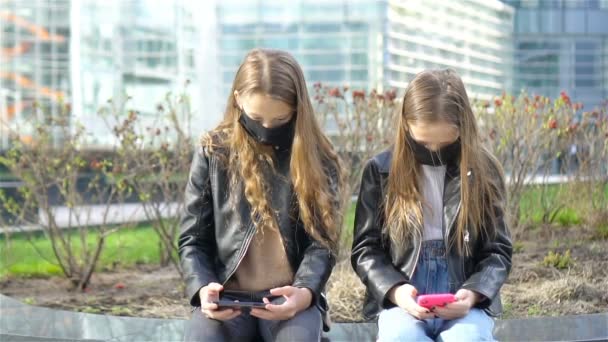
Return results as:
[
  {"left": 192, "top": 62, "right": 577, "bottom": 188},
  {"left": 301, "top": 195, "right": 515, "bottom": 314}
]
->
[{"left": 377, "top": 240, "right": 495, "bottom": 341}]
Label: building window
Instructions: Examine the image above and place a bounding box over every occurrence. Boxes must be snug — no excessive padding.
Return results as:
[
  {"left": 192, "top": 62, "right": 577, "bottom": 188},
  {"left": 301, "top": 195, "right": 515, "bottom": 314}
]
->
[
  {"left": 564, "top": 10, "right": 586, "bottom": 33},
  {"left": 588, "top": 11, "right": 608, "bottom": 33}
]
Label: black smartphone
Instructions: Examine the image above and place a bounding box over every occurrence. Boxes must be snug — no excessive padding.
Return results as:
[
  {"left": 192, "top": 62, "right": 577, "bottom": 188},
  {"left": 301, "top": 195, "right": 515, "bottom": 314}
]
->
[
  {"left": 214, "top": 299, "right": 267, "bottom": 309},
  {"left": 213, "top": 290, "right": 279, "bottom": 309}
]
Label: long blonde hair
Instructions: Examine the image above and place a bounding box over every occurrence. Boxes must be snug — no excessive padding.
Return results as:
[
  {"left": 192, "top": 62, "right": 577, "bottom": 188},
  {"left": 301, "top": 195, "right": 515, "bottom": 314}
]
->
[
  {"left": 384, "top": 69, "right": 505, "bottom": 255},
  {"left": 203, "top": 49, "right": 345, "bottom": 253}
]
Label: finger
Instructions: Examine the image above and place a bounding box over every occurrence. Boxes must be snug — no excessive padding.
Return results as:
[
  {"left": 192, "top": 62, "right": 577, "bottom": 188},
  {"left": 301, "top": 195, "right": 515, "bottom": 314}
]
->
[
  {"left": 206, "top": 283, "right": 224, "bottom": 295},
  {"left": 208, "top": 308, "right": 237, "bottom": 320},
  {"left": 250, "top": 308, "right": 278, "bottom": 320},
  {"left": 263, "top": 297, "right": 270, "bottom": 304},
  {"left": 454, "top": 289, "right": 469, "bottom": 300},
  {"left": 434, "top": 305, "right": 459, "bottom": 313},
  {"left": 203, "top": 290, "right": 220, "bottom": 302},
  {"left": 442, "top": 303, "right": 456, "bottom": 310},
  {"left": 207, "top": 282, "right": 224, "bottom": 291},
  {"left": 409, "top": 312, "right": 423, "bottom": 320},
  {"left": 435, "top": 311, "right": 458, "bottom": 320},
  {"left": 403, "top": 296, "right": 428, "bottom": 313},
  {"left": 201, "top": 308, "right": 214, "bottom": 318},
  {"left": 432, "top": 311, "right": 446, "bottom": 319},
  {"left": 265, "top": 303, "right": 294, "bottom": 315},
  {"left": 410, "top": 310, "right": 434, "bottom": 320},
  {"left": 199, "top": 290, "right": 213, "bottom": 303},
  {"left": 434, "top": 306, "right": 464, "bottom": 319},
  {"left": 270, "top": 286, "right": 295, "bottom": 297},
  {"left": 410, "top": 303, "right": 432, "bottom": 315},
  {"left": 445, "top": 302, "right": 468, "bottom": 311},
  {"left": 202, "top": 302, "right": 219, "bottom": 311},
  {"left": 433, "top": 307, "right": 448, "bottom": 315},
  {"left": 207, "top": 308, "right": 234, "bottom": 318},
  {"left": 406, "top": 305, "right": 431, "bottom": 318},
  {"left": 421, "top": 312, "right": 436, "bottom": 320},
  {"left": 250, "top": 308, "right": 266, "bottom": 317},
  {"left": 224, "top": 310, "right": 242, "bottom": 320}
]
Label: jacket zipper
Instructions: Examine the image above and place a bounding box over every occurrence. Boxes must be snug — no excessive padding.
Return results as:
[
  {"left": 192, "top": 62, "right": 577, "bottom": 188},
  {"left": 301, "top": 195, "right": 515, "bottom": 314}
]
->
[
  {"left": 459, "top": 171, "right": 472, "bottom": 278},
  {"left": 449, "top": 170, "right": 472, "bottom": 284},
  {"left": 222, "top": 222, "right": 256, "bottom": 286},
  {"left": 444, "top": 171, "right": 465, "bottom": 287}
]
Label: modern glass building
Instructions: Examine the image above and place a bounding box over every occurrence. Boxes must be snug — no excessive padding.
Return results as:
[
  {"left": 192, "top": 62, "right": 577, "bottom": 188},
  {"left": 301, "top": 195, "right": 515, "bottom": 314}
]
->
[
  {"left": 386, "top": 0, "right": 515, "bottom": 100},
  {"left": 503, "top": 0, "right": 608, "bottom": 109},
  {"left": 3, "top": 0, "right": 522, "bottom": 146},
  {"left": 1, "top": 0, "right": 71, "bottom": 148},
  {"left": 73, "top": 0, "right": 201, "bottom": 146},
  {"left": 214, "top": 0, "right": 514, "bottom": 111},
  {"left": 1, "top": 0, "right": 202, "bottom": 149},
  {"left": 216, "top": 0, "right": 387, "bottom": 99}
]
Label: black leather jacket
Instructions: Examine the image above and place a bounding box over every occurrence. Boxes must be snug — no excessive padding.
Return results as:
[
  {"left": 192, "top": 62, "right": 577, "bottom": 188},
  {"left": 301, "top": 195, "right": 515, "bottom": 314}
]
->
[
  {"left": 351, "top": 149, "right": 512, "bottom": 319},
  {"left": 178, "top": 144, "right": 337, "bottom": 325}
]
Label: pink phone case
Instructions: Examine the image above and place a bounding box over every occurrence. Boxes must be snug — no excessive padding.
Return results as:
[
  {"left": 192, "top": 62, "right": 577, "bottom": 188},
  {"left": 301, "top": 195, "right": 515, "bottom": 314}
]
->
[{"left": 416, "top": 294, "right": 456, "bottom": 308}]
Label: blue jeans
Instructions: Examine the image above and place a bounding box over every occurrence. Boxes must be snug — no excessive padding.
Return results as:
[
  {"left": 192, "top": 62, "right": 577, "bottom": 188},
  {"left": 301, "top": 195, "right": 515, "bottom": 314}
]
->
[{"left": 378, "top": 240, "right": 495, "bottom": 342}]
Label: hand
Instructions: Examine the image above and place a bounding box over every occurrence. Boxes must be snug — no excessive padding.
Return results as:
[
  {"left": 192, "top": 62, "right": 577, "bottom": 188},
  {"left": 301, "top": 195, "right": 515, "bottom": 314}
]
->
[
  {"left": 433, "top": 289, "right": 480, "bottom": 320},
  {"left": 199, "top": 282, "right": 241, "bottom": 321},
  {"left": 250, "top": 286, "right": 313, "bottom": 320},
  {"left": 388, "top": 284, "right": 434, "bottom": 320}
]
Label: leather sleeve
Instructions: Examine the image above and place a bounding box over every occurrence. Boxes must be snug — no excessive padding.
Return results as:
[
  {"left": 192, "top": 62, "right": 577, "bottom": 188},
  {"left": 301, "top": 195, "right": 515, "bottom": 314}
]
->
[
  {"left": 292, "top": 163, "right": 339, "bottom": 306},
  {"left": 178, "top": 147, "right": 219, "bottom": 307},
  {"left": 351, "top": 159, "right": 408, "bottom": 308},
  {"left": 461, "top": 164, "right": 513, "bottom": 309}
]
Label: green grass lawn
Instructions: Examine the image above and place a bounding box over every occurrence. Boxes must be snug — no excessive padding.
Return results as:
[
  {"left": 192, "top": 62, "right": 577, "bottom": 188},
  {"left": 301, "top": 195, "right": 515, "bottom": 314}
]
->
[
  {"left": 518, "top": 182, "right": 608, "bottom": 226},
  {"left": 342, "top": 202, "right": 356, "bottom": 243},
  {"left": 0, "top": 206, "right": 358, "bottom": 279},
  {"left": 0, "top": 224, "right": 161, "bottom": 279},
  {"left": 1, "top": 183, "right": 606, "bottom": 279}
]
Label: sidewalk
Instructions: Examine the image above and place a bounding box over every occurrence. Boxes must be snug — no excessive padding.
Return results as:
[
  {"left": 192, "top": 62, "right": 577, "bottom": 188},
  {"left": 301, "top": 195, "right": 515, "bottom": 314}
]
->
[{"left": 1, "top": 202, "right": 180, "bottom": 234}]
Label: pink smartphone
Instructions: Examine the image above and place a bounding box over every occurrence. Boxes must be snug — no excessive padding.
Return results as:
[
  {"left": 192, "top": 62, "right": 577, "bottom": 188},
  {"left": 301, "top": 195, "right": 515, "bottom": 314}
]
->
[{"left": 416, "top": 294, "right": 456, "bottom": 309}]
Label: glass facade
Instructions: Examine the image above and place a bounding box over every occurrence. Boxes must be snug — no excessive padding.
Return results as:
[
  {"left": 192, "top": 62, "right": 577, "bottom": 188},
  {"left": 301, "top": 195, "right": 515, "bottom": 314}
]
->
[
  {"left": 504, "top": 0, "right": 608, "bottom": 109},
  {"left": 215, "top": 0, "right": 514, "bottom": 105},
  {"left": 385, "top": 0, "right": 515, "bottom": 100},
  {"left": 1, "top": 0, "right": 71, "bottom": 148},
  {"left": 1, "top": 0, "right": 202, "bottom": 149},
  {"left": 216, "top": 0, "right": 387, "bottom": 99},
  {"left": 13, "top": 1, "right": 603, "bottom": 144},
  {"left": 75, "top": 0, "right": 200, "bottom": 146}
]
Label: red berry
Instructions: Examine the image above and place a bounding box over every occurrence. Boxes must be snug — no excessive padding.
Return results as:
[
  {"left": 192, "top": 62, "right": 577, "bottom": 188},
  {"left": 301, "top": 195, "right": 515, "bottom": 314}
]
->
[
  {"left": 548, "top": 119, "right": 558, "bottom": 129},
  {"left": 328, "top": 88, "right": 342, "bottom": 98}
]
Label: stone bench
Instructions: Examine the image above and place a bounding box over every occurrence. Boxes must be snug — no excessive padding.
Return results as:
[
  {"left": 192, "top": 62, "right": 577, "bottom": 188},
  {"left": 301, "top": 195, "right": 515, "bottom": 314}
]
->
[{"left": 1, "top": 295, "right": 606, "bottom": 341}]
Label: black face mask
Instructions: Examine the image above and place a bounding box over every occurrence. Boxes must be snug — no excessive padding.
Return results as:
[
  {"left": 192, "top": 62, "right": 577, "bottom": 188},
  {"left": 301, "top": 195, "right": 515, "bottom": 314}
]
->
[
  {"left": 238, "top": 110, "right": 296, "bottom": 150},
  {"left": 406, "top": 132, "right": 461, "bottom": 166}
]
